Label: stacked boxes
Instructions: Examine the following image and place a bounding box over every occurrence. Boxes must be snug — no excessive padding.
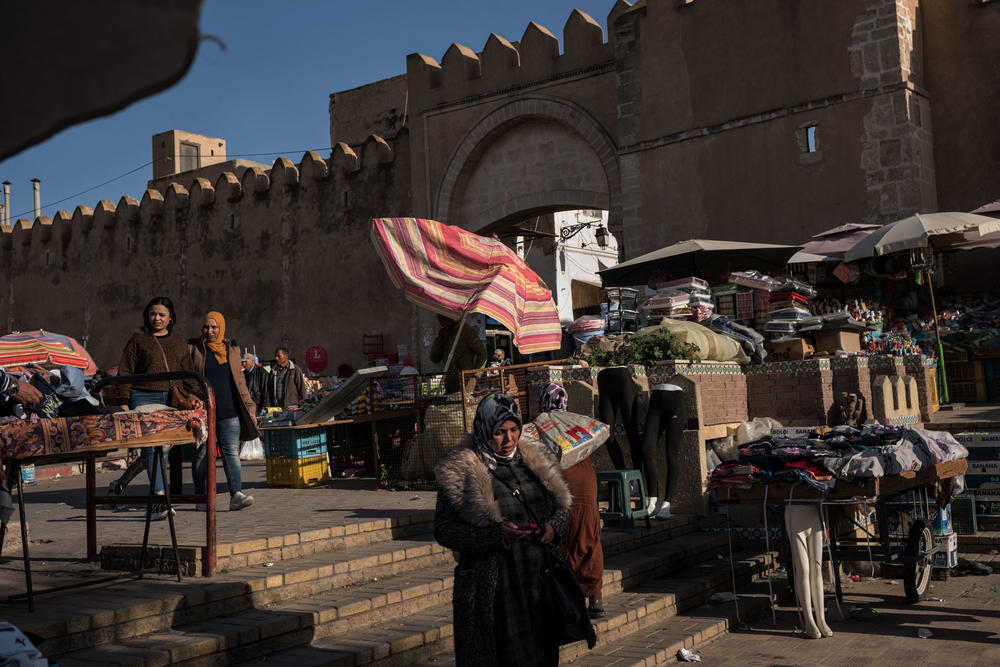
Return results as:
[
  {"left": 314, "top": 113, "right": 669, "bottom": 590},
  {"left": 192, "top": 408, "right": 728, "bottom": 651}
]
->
[
  {"left": 764, "top": 290, "right": 813, "bottom": 339},
  {"left": 263, "top": 426, "right": 330, "bottom": 488},
  {"left": 930, "top": 503, "right": 958, "bottom": 573},
  {"left": 605, "top": 287, "right": 639, "bottom": 333}
]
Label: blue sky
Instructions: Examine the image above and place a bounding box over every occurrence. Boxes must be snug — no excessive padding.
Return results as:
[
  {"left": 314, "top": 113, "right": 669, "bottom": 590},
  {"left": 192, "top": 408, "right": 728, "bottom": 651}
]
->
[{"left": 0, "top": 1, "right": 615, "bottom": 221}]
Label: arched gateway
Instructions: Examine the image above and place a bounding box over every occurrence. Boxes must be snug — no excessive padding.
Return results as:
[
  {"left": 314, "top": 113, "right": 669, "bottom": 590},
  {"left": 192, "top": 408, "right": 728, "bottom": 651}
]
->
[{"left": 434, "top": 96, "right": 621, "bottom": 236}]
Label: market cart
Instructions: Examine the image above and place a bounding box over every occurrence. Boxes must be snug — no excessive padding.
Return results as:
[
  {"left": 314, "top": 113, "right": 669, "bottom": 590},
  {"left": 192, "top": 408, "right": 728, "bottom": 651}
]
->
[{"left": 713, "top": 459, "right": 967, "bottom": 604}]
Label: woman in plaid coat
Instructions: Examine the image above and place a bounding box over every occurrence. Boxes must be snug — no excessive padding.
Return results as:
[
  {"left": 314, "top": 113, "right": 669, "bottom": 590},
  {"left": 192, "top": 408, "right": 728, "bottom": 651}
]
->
[{"left": 434, "top": 394, "right": 573, "bottom": 666}]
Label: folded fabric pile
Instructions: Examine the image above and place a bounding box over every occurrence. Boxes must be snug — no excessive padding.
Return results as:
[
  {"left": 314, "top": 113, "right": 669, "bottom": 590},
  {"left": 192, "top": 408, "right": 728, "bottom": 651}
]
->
[{"left": 707, "top": 424, "right": 968, "bottom": 494}]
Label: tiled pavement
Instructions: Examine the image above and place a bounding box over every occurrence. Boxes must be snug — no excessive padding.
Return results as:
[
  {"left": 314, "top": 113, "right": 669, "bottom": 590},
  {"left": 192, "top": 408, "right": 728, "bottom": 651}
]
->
[{"left": 695, "top": 574, "right": 1000, "bottom": 667}]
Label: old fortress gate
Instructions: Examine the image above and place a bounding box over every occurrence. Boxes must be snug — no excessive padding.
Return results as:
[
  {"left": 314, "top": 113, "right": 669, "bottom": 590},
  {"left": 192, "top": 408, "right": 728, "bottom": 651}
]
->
[{"left": 2, "top": 0, "right": 997, "bottom": 367}]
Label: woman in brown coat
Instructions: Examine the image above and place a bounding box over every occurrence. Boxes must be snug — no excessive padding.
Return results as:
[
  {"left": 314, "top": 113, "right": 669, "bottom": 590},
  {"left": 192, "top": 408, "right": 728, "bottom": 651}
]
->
[
  {"left": 189, "top": 311, "right": 262, "bottom": 511},
  {"left": 111, "top": 296, "right": 204, "bottom": 520}
]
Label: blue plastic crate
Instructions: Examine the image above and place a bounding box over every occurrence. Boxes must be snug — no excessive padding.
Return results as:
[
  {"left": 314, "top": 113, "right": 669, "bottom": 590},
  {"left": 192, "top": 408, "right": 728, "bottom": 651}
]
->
[{"left": 263, "top": 426, "right": 328, "bottom": 459}]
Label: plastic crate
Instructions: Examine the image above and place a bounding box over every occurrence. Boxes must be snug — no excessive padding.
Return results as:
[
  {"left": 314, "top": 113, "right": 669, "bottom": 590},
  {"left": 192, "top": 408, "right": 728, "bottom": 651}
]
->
[
  {"left": 948, "top": 360, "right": 985, "bottom": 381},
  {"left": 988, "top": 379, "right": 1000, "bottom": 402},
  {"left": 266, "top": 455, "right": 329, "bottom": 488},
  {"left": 714, "top": 294, "right": 736, "bottom": 317},
  {"left": 263, "top": 426, "right": 328, "bottom": 459},
  {"left": 947, "top": 380, "right": 987, "bottom": 403},
  {"left": 735, "top": 291, "right": 754, "bottom": 319},
  {"left": 952, "top": 494, "right": 978, "bottom": 535}
]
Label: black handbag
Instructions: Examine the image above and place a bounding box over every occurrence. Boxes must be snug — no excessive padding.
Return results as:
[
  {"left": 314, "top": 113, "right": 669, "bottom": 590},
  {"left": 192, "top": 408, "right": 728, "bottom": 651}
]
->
[
  {"left": 493, "top": 474, "right": 597, "bottom": 649},
  {"left": 540, "top": 544, "right": 597, "bottom": 647}
]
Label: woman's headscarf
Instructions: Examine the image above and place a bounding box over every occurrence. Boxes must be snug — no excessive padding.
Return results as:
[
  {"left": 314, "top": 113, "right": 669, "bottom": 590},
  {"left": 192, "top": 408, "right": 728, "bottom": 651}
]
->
[
  {"left": 538, "top": 382, "right": 568, "bottom": 414},
  {"left": 472, "top": 393, "right": 522, "bottom": 470},
  {"left": 202, "top": 311, "right": 228, "bottom": 365}
]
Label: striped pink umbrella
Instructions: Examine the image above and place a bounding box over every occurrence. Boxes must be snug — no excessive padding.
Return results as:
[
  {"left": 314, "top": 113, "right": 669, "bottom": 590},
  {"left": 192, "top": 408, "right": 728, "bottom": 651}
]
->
[{"left": 371, "top": 217, "right": 561, "bottom": 356}]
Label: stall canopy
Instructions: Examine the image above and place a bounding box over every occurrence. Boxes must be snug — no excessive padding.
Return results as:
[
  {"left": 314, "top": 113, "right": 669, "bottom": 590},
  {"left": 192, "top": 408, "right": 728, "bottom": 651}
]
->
[
  {"left": 842, "top": 211, "right": 1000, "bottom": 403},
  {"left": 599, "top": 239, "right": 801, "bottom": 287},
  {"left": 371, "top": 217, "right": 561, "bottom": 359},
  {"left": 788, "top": 223, "right": 881, "bottom": 264},
  {"left": 843, "top": 212, "right": 1000, "bottom": 262}
]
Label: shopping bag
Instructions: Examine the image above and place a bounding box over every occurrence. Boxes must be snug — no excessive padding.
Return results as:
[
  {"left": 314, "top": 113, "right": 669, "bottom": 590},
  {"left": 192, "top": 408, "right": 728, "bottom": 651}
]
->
[
  {"left": 522, "top": 411, "right": 610, "bottom": 469},
  {"left": 240, "top": 438, "right": 264, "bottom": 461}
]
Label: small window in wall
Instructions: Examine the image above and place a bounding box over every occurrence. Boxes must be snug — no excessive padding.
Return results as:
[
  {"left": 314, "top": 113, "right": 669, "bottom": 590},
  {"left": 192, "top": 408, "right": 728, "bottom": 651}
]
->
[
  {"left": 796, "top": 122, "right": 823, "bottom": 164},
  {"left": 179, "top": 142, "right": 201, "bottom": 172},
  {"left": 805, "top": 125, "right": 818, "bottom": 153}
]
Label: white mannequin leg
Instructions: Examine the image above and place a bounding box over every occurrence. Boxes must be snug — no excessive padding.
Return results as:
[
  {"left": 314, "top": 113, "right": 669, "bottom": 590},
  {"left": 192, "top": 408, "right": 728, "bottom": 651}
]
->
[
  {"left": 806, "top": 520, "right": 833, "bottom": 636},
  {"left": 785, "top": 504, "right": 834, "bottom": 639}
]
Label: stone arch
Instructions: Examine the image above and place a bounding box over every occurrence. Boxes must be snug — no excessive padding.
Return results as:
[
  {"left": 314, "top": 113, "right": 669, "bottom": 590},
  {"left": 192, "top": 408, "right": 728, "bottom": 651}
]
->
[{"left": 434, "top": 96, "right": 620, "bottom": 235}]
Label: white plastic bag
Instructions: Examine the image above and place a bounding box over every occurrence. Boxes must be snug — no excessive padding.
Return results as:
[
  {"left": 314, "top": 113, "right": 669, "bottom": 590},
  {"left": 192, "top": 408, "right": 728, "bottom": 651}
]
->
[
  {"left": 240, "top": 438, "right": 264, "bottom": 461},
  {"left": 734, "top": 417, "right": 783, "bottom": 446}
]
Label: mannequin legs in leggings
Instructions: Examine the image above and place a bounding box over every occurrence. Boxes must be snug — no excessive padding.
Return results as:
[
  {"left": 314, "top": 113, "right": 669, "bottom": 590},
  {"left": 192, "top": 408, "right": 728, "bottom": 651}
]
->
[
  {"left": 596, "top": 368, "right": 643, "bottom": 471},
  {"left": 642, "top": 388, "right": 686, "bottom": 518}
]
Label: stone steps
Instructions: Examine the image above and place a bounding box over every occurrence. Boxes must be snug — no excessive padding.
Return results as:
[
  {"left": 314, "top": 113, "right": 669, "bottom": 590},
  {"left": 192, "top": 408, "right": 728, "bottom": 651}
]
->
[
  {"left": 957, "top": 530, "right": 1000, "bottom": 554},
  {"left": 413, "top": 579, "right": 779, "bottom": 667},
  {"left": 42, "top": 516, "right": 710, "bottom": 664},
  {"left": 100, "top": 512, "right": 436, "bottom": 575},
  {"left": 234, "top": 550, "right": 776, "bottom": 667},
  {"left": 8, "top": 534, "right": 453, "bottom": 658}
]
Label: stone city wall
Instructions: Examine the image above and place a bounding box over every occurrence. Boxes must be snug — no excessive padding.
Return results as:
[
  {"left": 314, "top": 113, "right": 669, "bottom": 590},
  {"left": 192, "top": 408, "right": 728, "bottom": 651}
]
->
[{"left": 0, "top": 136, "right": 425, "bottom": 372}]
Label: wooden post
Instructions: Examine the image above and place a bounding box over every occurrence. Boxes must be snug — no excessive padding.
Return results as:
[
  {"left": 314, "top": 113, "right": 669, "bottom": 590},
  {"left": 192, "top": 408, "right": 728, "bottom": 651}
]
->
[{"left": 442, "top": 310, "right": 470, "bottom": 374}]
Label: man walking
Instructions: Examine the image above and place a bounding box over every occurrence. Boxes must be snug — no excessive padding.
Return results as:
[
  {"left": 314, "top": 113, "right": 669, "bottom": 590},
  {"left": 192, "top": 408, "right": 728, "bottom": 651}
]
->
[
  {"left": 266, "top": 347, "right": 307, "bottom": 409},
  {"left": 242, "top": 353, "right": 266, "bottom": 412}
]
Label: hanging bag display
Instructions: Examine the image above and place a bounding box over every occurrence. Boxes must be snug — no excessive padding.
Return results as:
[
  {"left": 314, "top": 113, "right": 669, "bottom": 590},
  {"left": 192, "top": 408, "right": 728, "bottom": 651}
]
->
[{"left": 152, "top": 336, "right": 199, "bottom": 410}]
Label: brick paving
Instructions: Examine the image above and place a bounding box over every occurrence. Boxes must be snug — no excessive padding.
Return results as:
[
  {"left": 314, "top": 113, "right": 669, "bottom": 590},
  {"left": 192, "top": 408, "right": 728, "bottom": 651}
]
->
[{"left": 695, "top": 573, "right": 1000, "bottom": 666}]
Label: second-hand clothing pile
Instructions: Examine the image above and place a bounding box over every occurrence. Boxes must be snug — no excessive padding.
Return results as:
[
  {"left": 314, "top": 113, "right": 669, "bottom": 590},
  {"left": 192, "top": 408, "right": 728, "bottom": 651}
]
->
[{"left": 708, "top": 425, "right": 968, "bottom": 494}]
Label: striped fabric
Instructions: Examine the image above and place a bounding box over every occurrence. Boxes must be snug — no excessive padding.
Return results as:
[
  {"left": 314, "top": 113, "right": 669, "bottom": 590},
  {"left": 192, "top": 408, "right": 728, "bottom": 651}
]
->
[
  {"left": 0, "top": 330, "right": 98, "bottom": 374},
  {"left": 372, "top": 217, "right": 561, "bottom": 355}
]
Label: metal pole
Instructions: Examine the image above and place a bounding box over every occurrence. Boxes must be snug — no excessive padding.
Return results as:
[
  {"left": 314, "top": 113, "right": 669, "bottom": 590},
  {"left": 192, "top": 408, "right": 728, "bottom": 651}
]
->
[
  {"left": 442, "top": 310, "right": 470, "bottom": 374},
  {"left": 86, "top": 454, "right": 96, "bottom": 560},
  {"left": 205, "top": 387, "right": 217, "bottom": 576},
  {"left": 926, "top": 270, "right": 949, "bottom": 403}
]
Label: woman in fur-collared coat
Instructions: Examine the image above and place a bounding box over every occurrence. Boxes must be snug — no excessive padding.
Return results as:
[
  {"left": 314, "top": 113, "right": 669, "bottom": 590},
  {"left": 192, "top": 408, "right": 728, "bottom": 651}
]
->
[{"left": 434, "top": 393, "right": 573, "bottom": 667}]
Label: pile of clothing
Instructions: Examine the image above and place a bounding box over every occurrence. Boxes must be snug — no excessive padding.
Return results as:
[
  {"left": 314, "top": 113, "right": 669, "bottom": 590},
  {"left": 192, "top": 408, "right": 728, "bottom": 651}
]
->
[{"left": 708, "top": 425, "right": 968, "bottom": 494}]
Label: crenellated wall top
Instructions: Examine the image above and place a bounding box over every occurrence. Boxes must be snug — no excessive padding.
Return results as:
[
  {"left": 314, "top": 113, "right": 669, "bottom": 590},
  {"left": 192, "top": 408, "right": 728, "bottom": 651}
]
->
[
  {"left": 406, "top": 5, "right": 623, "bottom": 107},
  {"left": 1, "top": 140, "right": 397, "bottom": 247}
]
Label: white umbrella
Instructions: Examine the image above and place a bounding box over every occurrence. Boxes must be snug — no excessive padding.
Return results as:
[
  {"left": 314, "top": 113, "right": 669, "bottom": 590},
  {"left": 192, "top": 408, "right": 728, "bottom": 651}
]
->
[
  {"left": 843, "top": 212, "right": 1000, "bottom": 404},
  {"left": 843, "top": 212, "right": 1000, "bottom": 262}
]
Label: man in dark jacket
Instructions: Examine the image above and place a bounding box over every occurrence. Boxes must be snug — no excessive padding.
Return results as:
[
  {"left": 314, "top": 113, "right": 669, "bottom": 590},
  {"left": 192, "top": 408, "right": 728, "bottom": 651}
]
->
[
  {"left": 266, "top": 347, "right": 307, "bottom": 409},
  {"left": 241, "top": 353, "right": 266, "bottom": 412}
]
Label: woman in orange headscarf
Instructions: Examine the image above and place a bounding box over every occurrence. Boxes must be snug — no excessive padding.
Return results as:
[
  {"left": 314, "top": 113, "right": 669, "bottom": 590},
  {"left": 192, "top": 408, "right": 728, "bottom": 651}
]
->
[{"left": 189, "top": 311, "right": 261, "bottom": 511}]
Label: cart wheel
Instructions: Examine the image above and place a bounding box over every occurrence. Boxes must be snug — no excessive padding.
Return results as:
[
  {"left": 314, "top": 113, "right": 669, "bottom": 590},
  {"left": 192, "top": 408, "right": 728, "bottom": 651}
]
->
[{"left": 903, "top": 520, "right": 932, "bottom": 604}]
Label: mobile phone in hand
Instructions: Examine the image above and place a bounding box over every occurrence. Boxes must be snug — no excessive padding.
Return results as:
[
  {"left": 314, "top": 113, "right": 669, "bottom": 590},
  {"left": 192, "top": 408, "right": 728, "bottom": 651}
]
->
[{"left": 517, "top": 523, "right": 538, "bottom": 531}]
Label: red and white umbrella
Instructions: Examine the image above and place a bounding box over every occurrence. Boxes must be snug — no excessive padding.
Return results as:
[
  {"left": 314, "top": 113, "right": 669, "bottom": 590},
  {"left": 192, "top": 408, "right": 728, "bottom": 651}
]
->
[{"left": 371, "top": 217, "right": 561, "bottom": 358}]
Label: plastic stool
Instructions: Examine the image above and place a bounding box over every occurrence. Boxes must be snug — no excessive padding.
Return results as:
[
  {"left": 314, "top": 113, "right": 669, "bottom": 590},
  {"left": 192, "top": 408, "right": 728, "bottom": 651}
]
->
[{"left": 595, "top": 469, "right": 650, "bottom": 530}]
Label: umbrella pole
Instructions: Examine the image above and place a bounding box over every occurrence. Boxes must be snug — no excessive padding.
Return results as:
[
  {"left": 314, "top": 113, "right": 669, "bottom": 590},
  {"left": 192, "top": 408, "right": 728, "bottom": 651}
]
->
[
  {"left": 442, "top": 310, "right": 470, "bottom": 375},
  {"left": 926, "top": 270, "right": 949, "bottom": 404}
]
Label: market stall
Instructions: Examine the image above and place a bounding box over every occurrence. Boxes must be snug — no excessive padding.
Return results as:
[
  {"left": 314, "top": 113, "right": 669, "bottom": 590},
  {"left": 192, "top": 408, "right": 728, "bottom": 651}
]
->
[
  {"left": 0, "top": 371, "right": 219, "bottom": 610},
  {"left": 709, "top": 423, "right": 968, "bottom": 623}
]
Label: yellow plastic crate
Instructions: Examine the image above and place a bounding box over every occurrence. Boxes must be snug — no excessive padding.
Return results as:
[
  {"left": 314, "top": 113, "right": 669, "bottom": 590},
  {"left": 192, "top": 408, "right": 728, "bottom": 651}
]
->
[{"left": 266, "top": 455, "right": 329, "bottom": 488}]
